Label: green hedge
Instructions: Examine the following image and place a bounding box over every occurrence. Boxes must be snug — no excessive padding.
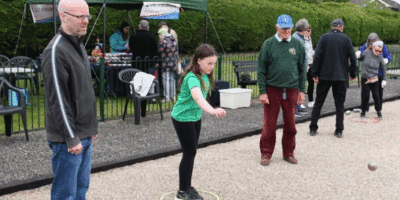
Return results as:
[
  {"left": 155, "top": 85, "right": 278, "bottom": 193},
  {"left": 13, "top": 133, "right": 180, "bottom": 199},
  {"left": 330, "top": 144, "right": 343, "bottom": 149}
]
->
[
  {"left": 1, "top": 0, "right": 400, "bottom": 58},
  {"left": 206, "top": 0, "right": 400, "bottom": 53}
]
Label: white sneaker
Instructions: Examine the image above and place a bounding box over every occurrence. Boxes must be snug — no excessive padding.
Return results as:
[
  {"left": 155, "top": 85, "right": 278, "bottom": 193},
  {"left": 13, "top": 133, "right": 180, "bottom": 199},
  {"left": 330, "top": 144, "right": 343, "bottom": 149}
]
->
[
  {"left": 300, "top": 104, "right": 306, "bottom": 109},
  {"left": 308, "top": 101, "right": 315, "bottom": 108}
]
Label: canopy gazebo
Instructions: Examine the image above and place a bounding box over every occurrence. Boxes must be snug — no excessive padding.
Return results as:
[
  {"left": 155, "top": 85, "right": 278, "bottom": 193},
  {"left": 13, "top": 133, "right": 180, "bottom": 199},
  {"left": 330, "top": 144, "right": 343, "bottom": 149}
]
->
[
  {"left": 25, "top": 0, "right": 209, "bottom": 54},
  {"left": 23, "top": 0, "right": 210, "bottom": 121}
]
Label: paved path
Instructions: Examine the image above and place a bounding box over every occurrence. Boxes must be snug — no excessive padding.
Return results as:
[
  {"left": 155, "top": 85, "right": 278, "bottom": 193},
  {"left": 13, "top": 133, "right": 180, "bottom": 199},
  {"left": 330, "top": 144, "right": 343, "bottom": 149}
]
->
[
  {"left": 2, "top": 100, "right": 400, "bottom": 199},
  {"left": 0, "top": 79, "right": 399, "bottom": 199}
]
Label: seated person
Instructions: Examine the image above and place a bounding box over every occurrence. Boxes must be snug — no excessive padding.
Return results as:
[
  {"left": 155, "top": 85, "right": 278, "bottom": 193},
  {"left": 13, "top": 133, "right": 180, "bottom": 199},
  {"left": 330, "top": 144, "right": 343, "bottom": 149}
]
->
[{"left": 110, "top": 22, "right": 130, "bottom": 53}]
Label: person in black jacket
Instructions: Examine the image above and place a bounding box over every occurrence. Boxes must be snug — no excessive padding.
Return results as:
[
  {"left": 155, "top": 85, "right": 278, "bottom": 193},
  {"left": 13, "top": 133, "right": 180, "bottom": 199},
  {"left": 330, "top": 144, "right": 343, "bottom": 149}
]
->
[
  {"left": 129, "top": 20, "right": 160, "bottom": 117},
  {"left": 41, "top": 0, "right": 98, "bottom": 199},
  {"left": 129, "top": 20, "right": 159, "bottom": 72},
  {"left": 309, "top": 19, "right": 357, "bottom": 138}
]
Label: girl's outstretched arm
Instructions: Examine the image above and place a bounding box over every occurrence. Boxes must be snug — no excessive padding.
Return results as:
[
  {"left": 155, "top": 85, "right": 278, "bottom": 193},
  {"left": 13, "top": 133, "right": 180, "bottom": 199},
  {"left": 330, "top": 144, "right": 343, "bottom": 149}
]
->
[{"left": 191, "top": 87, "right": 226, "bottom": 118}]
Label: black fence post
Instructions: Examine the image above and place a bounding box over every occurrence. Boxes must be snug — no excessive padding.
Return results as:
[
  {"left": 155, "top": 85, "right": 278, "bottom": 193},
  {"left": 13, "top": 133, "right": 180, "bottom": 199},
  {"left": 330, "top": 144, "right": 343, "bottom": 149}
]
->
[
  {"left": 100, "top": 3, "right": 107, "bottom": 122},
  {"left": 24, "top": 4, "right": 28, "bottom": 57},
  {"left": 218, "top": 53, "right": 222, "bottom": 80}
]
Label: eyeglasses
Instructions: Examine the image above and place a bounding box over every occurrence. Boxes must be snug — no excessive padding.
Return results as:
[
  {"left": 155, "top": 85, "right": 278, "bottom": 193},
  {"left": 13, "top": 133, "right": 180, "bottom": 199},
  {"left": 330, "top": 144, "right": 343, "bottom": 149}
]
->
[
  {"left": 278, "top": 27, "right": 292, "bottom": 32},
  {"left": 374, "top": 49, "right": 382, "bottom": 53},
  {"left": 64, "top": 12, "right": 92, "bottom": 21}
]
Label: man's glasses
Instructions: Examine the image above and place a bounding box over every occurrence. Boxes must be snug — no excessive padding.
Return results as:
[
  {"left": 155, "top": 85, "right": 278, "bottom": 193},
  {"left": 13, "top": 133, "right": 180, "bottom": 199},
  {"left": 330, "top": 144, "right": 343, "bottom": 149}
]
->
[
  {"left": 64, "top": 12, "right": 92, "bottom": 21},
  {"left": 374, "top": 49, "right": 382, "bottom": 54},
  {"left": 278, "top": 27, "right": 292, "bottom": 32}
]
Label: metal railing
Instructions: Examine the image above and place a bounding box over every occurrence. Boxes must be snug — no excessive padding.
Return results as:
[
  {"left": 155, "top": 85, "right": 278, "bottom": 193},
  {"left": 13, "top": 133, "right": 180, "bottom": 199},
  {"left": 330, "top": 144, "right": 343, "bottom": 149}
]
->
[{"left": 1, "top": 48, "right": 400, "bottom": 134}]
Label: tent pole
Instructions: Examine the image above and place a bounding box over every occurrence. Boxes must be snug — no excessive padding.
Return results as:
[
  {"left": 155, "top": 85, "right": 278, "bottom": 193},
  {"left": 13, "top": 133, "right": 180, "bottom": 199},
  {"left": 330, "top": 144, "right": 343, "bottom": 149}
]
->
[
  {"left": 103, "top": 4, "right": 107, "bottom": 56},
  {"left": 99, "top": 3, "right": 107, "bottom": 122},
  {"left": 54, "top": 0, "right": 57, "bottom": 35},
  {"left": 24, "top": 4, "right": 28, "bottom": 56},
  {"left": 205, "top": 11, "right": 208, "bottom": 44}
]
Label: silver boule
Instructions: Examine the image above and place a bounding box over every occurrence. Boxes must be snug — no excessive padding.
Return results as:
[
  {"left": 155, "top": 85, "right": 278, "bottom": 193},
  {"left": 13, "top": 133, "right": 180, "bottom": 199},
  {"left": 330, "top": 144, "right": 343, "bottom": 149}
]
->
[{"left": 368, "top": 162, "right": 378, "bottom": 171}]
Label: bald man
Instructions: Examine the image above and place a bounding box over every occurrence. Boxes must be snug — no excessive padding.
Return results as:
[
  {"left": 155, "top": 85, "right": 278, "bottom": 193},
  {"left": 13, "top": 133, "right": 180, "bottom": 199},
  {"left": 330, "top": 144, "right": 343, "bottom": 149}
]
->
[{"left": 41, "top": 0, "right": 98, "bottom": 199}]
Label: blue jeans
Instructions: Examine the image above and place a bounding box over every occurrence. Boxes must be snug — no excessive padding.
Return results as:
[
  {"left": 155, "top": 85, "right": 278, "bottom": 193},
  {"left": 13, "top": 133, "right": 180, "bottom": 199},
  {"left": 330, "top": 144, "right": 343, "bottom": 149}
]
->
[
  {"left": 162, "top": 71, "right": 176, "bottom": 100},
  {"left": 48, "top": 137, "right": 92, "bottom": 200}
]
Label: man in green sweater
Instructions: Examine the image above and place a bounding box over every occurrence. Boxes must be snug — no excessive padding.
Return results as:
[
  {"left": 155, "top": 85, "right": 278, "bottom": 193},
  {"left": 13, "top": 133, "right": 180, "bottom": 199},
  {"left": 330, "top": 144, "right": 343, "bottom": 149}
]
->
[{"left": 257, "top": 14, "right": 306, "bottom": 166}]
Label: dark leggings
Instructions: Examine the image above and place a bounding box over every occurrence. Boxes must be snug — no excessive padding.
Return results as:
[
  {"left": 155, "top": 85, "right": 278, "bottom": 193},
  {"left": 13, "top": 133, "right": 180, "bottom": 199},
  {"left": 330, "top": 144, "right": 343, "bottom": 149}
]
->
[
  {"left": 361, "top": 77, "right": 381, "bottom": 113},
  {"left": 172, "top": 118, "right": 201, "bottom": 191},
  {"left": 365, "top": 76, "right": 384, "bottom": 112}
]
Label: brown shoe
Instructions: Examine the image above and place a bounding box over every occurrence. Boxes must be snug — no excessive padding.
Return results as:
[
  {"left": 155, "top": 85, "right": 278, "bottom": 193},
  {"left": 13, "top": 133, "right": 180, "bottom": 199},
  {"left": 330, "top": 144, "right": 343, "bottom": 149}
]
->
[
  {"left": 261, "top": 155, "right": 270, "bottom": 166},
  {"left": 284, "top": 156, "right": 298, "bottom": 165}
]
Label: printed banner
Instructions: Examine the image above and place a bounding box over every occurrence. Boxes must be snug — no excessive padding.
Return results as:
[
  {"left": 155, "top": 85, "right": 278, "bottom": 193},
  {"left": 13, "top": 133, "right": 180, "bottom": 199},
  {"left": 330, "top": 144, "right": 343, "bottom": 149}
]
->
[
  {"left": 30, "top": 4, "right": 60, "bottom": 23},
  {"left": 140, "top": 2, "right": 181, "bottom": 20}
]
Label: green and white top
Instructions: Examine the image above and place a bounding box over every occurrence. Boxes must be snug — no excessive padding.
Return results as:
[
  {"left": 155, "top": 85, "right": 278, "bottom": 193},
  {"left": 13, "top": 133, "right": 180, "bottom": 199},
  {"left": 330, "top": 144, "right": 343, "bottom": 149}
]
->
[{"left": 171, "top": 72, "right": 209, "bottom": 122}]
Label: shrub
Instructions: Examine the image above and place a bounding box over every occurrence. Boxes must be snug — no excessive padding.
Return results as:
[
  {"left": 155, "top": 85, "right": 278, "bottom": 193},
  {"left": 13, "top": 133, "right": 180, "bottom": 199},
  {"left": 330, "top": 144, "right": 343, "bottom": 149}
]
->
[{"left": 1, "top": 0, "right": 399, "bottom": 58}]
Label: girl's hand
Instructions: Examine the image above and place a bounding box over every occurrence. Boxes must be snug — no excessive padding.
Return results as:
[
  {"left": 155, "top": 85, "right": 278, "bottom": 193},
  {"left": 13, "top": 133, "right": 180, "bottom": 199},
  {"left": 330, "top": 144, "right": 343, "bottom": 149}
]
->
[{"left": 213, "top": 108, "right": 226, "bottom": 118}]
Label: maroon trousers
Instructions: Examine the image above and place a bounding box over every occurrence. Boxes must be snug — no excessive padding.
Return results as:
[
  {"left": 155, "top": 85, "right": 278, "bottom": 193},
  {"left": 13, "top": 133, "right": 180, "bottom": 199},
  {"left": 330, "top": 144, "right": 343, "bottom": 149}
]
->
[{"left": 260, "top": 86, "right": 298, "bottom": 159}]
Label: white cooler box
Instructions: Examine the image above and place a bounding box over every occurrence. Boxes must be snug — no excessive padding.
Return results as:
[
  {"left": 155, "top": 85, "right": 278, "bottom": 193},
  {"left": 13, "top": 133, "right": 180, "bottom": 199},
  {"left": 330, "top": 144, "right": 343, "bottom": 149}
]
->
[{"left": 219, "top": 88, "right": 252, "bottom": 109}]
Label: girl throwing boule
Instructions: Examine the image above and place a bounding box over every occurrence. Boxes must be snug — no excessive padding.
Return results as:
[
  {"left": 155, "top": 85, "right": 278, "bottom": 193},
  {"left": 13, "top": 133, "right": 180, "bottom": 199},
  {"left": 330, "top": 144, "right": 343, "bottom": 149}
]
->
[{"left": 171, "top": 44, "right": 226, "bottom": 200}]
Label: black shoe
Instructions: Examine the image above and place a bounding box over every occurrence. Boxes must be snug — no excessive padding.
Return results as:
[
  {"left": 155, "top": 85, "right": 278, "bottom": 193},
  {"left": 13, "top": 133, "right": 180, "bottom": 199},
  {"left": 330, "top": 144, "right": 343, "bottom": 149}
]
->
[
  {"left": 297, "top": 107, "right": 308, "bottom": 114},
  {"left": 334, "top": 131, "right": 343, "bottom": 138},
  {"left": 377, "top": 112, "right": 383, "bottom": 120},
  {"left": 188, "top": 187, "right": 203, "bottom": 200},
  {"left": 360, "top": 112, "right": 365, "bottom": 119},
  {"left": 295, "top": 111, "right": 304, "bottom": 118},
  {"left": 310, "top": 130, "right": 317, "bottom": 136},
  {"left": 176, "top": 190, "right": 195, "bottom": 200}
]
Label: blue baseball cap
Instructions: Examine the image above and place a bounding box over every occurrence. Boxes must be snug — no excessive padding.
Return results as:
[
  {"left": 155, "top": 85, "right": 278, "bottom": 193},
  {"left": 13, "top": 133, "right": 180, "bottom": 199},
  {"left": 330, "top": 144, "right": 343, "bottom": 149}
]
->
[{"left": 277, "top": 14, "right": 294, "bottom": 28}]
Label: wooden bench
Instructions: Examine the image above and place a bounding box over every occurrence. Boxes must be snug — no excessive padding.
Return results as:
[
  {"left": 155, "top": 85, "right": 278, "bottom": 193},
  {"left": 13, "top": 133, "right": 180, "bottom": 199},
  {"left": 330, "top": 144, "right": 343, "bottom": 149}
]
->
[{"left": 232, "top": 60, "right": 258, "bottom": 88}]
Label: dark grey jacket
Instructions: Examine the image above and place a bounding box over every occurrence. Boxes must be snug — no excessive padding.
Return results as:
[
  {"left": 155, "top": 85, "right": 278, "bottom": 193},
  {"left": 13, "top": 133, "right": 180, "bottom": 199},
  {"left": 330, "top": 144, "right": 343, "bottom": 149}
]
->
[
  {"left": 359, "top": 49, "right": 387, "bottom": 80},
  {"left": 42, "top": 28, "right": 98, "bottom": 148},
  {"left": 311, "top": 29, "right": 358, "bottom": 81}
]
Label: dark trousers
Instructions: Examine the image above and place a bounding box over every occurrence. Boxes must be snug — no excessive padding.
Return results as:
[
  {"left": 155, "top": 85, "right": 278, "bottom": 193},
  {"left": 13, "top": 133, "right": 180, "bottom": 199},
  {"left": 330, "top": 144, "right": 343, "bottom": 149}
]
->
[
  {"left": 366, "top": 76, "right": 384, "bottom": 112},
  {"left": 260, "top": 86, "right": 298, "bottom": 158},
  {"left": 310, "top": 80, "right": 347, "bottom": 132},
  {"left": 361, "top": 77, "right": 381, "bottom": 113},
  {"left": 307, "top": 70, "right": 314, "bottom": 101},
  {"left": 172, "top": 118, "right": 201, "bottom": 192},
  {"left": 140, "top": 100, "right": 147, "bottom": 117}
]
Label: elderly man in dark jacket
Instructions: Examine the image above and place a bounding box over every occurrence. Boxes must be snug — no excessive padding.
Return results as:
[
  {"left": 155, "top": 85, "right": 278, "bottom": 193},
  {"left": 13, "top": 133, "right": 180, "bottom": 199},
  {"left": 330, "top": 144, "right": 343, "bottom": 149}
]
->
[
  {"left": 129, "top": 20, "right": 159, "bottom": 69},
  {"left": 309, "top": 19, "right": 357, "bottom": 138},
  {"left": 129, "top": 20, "right": 159, "bottom": 117}
]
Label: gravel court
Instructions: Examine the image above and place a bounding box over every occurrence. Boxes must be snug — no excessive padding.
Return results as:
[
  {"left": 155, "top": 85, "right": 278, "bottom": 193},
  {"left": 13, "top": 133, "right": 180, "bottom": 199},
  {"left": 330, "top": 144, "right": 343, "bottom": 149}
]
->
[{"left": 2, "top": 100, "right": 400, "bottom": 200}]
